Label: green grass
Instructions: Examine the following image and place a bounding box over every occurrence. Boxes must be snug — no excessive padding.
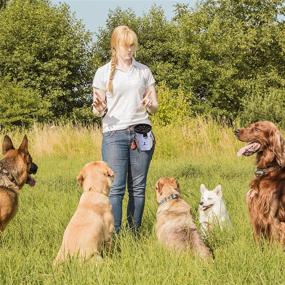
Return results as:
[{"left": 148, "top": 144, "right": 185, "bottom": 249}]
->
[{"left": 1, "top": 119, "right": 285, "bottom": 285}]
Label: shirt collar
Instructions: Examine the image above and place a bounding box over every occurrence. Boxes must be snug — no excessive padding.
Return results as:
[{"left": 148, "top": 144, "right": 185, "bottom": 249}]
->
[
  {"left": 132, "top": 58, "right": 139, "bottom": 68},
  {"left": 114, "top": 58, "right": 138, "bottom": 71}
]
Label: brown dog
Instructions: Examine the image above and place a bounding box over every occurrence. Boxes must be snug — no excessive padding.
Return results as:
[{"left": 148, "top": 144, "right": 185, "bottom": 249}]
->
[
  {"left": 235, "top": 121, "right": 285, "bottom": 244},
  {"left": 155, "top": 177, "right": 213, "bottom": 259},
  {"left": 0, "top": 135, "right": 37, "bottom": 232},
  {"left": 54, "top": 161, "right": 115, "bottom": 264}
]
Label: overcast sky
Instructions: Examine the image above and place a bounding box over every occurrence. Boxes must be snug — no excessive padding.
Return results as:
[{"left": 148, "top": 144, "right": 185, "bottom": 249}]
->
[{"left": 51, "top": 0, "right": 196, "bottom": 36}]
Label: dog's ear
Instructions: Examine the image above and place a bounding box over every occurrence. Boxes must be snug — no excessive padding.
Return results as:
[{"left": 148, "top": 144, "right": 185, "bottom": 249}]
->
[
  {"left": 169, "top": 177, "right": 180, "bottom": 192},
  {"left": 176, "top": 180, "right": 180, "bottom": 192},
  {"left": 18, "top": 135, "right": 28, "bottom": 154},
  {"left": 2, "top": 135, "right": 15, "bottom": 155},
  {"left": 106, "top": 166, "right": 114, "bottom": 177},
  {"left": 214, "top": 185, "right": 222, "bottom": 198},
  {"left": 269, "top": 130, "right": 285, "bottom": 167},
  {"left": 77, "top": 170, "right": 84, "bottom": 187},
  {"left": 200, "top": 184, "right": 206, "bottom": 194},
  {"left": 155, "top": 178, "right": 164, "bottom": 196}
]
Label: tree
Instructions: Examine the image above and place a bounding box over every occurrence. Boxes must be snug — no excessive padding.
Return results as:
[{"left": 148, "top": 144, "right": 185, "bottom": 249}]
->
[
  {"left": 0, "top": 0, "right": 94, "bottom": 122},
  {"left": 174, "top": 0, "right": 285, "bottom": 121},
  {"left": 0, "top": 0, "right": 9, "bottom": 9},
  {"left": 92, "top": 1, "right": 285, "bottom": 123},
  {"left": 2, "top": 0, "right": 282, "bottom": 126}
]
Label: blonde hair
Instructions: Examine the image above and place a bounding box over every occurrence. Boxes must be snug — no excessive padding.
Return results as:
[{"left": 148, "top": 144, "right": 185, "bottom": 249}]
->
[{"left": 108, "top": 26, "right": 138, "bottom": 93}]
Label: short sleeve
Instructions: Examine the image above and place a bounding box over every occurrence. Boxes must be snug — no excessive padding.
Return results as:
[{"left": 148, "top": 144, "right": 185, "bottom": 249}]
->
[
  {"left": 92, "top": 67, "right": 106, "bottom": 91},
  {"left": 145, "top": 67, "right": 155, "bottom": 88}
]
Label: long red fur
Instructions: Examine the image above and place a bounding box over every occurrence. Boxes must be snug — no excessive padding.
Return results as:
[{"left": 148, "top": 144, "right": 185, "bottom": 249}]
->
[{"left": 237, "top": 121, "right": 285, "bottom": 244}]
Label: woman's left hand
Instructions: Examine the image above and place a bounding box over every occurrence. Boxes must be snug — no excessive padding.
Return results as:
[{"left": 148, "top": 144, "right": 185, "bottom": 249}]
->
[
  {"left": 141, "top": 90, "right": 152, "bottom": 108},
  {"left": 140, "top": 86, "right": 158, "bottom": 114}
]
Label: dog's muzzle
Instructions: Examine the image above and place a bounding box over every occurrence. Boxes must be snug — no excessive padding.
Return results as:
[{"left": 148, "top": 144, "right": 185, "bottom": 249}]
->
[
  {"left": 200, "top": 202, "right": 214, "bottom": 211},
  {"left": 29, "top": 163, "right": 38, "bottom": 174},
  {"left": 234, "top": 129, "right": 240, "bottom": 138}
]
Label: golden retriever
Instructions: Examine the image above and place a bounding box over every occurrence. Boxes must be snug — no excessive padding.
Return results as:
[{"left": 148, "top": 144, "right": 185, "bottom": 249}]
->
[
  {"left": 54, "top": 161, "right": 114, "bottom": 264},
  {"left": 155, "top": 177, "right": 213, "bottom": 259},
  {"left": 235, "top": 121, "right": 285, "bottom": 244}
]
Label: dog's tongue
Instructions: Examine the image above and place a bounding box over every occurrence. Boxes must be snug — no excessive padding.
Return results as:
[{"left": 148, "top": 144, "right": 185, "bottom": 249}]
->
[
  {"left": 237, "top": 142, "right": 261, "bottom": 157},
  {"left": 27, "top": 175, "right": 36, "bottom": 187}
]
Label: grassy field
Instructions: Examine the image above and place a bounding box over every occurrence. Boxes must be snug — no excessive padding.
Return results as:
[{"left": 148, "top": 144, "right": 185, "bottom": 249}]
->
[{"left": 0, "top": 119, "right": 285, "bottom": 285}]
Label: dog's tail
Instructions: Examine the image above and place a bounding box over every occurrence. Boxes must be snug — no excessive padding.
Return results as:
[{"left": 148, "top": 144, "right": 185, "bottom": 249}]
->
[
  {"left": 190, "top": 227, "right": 213, "bottom": 260},
  {"left": 53, "top": 247, "right": 66, "bottom": 266}
]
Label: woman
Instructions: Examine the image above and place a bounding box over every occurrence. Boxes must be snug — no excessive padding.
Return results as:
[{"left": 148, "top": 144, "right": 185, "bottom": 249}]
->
[{"left": 92, "top": 25, "right": 158, "bottom": 233}]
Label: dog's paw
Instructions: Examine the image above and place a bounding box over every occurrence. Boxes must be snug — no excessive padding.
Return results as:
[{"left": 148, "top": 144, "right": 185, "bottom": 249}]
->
[{"left": 246, "top": 189, "right": 258, "bottom": 202}]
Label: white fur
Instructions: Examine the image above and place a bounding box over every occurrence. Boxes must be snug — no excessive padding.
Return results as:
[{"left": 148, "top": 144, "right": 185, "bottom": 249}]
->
[{"left": 198, "top": 184, "right": 231, "bottom": 233}]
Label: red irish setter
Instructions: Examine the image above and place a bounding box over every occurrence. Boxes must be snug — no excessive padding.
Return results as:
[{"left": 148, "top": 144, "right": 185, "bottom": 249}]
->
[{"left": 235, "top": 121, "right": 285, "bottom": 244}]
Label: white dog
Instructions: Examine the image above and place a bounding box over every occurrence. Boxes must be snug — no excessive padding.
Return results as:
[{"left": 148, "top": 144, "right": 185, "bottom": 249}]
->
[{"left": 198, "top": 184, "right": 231, "bottom": 232}]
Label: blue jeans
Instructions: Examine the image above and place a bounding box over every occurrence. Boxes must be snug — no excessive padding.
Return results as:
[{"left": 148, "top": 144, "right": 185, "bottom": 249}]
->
[{"left": 102, "top": 127, "right": 154, "bottom": 233}]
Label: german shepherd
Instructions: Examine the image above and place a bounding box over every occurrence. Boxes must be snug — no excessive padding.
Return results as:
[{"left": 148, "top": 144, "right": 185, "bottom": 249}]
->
[{"left": 0, "top": 135, "right": 38, "bottom": 232}]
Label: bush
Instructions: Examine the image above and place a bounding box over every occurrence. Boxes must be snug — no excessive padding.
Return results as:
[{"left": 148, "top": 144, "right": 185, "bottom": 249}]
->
[
  {"left": 0, "top": 79, "right": 50, "bottom": 130},
  {"left": 238, "top": 89, "right": 285, "bottom": 128},
  {"left": 68, "top": 105, "right": 101, "bottom": 126},
  {"left": 151, "top": 83, "right": 192, "bottom": 126}
]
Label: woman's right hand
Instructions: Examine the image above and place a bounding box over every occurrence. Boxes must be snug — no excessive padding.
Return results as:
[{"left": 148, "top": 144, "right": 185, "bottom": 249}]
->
[{"left": 93, "top": 89, "right": 107, "bottom": 113}]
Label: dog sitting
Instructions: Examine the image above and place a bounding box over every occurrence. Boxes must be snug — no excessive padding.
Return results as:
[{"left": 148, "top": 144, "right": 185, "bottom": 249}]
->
[
  {"left": 0, "top": 135, "right": 37, "bottom": 232},
  {"left": 199, "top": 184, "right": 231, "bottom": 233},
  {"left": 155, "top": 177, "right": 213, "bottom": 259},
  {"left": 54, "top": 161, "right": 114, "bottom": 264},
  {"left": 235, "top": 121, "right": 285, "bottom": 244}
]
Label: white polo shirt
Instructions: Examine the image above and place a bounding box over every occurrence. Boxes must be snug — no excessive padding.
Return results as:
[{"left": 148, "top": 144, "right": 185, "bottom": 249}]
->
[{"left": 92, "top": 59, "right": 155, "bottom": 133}]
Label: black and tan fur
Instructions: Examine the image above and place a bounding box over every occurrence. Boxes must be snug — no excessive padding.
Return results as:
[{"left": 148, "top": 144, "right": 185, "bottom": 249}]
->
[{"left": 0, "top": 135, "right": 37, "bottom": 232}]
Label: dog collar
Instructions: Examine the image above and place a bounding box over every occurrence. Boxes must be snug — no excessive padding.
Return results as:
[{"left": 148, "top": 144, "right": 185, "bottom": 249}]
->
[
  {"left": 255, "top": 165, "right": 281, "bottom": 177},
  {"left": 0, "top": 161, "right": 19, "bottom": 192},
  {"left": 201, "top": 204, "right": 214, "bottom": 211},
  {"left": 158, "top": 193, "right": 180, "bottom": 206}
]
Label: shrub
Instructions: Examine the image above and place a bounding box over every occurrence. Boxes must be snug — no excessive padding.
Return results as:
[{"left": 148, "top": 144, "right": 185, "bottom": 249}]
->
[
  {"left": 238, "top": 89, "right": 285, "bottom": 128},
  {"left": 0, "top": 79, "right": 50, "bottom": 130},
  {"left": 151, "top": 83, "right": 192, "bottom": 126}
]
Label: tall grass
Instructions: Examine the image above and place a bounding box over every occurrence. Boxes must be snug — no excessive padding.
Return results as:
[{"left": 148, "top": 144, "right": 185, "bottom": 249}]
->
[
  {"left": 0, "top": 118, "right": 284, "bottom": 285},
  {"left": 5, "top": 117, "right": 241, "bottom": 160}
]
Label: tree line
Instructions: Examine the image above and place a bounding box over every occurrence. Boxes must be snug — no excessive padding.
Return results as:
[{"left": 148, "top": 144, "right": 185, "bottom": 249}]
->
[{"left": 1, "top": 0, "right": 285, "bottom": 129}]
